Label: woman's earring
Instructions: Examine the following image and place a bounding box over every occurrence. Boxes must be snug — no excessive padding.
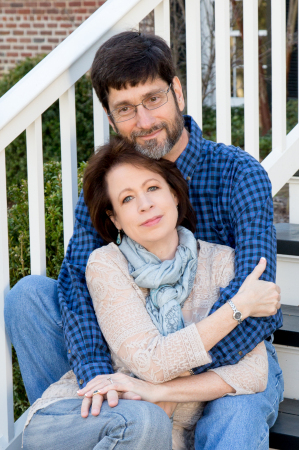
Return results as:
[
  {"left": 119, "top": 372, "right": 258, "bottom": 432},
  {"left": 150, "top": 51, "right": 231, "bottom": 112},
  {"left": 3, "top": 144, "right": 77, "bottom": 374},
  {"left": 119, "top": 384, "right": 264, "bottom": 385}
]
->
[{"left": 116, "top": 230, "right": 121, "bottom": 245}]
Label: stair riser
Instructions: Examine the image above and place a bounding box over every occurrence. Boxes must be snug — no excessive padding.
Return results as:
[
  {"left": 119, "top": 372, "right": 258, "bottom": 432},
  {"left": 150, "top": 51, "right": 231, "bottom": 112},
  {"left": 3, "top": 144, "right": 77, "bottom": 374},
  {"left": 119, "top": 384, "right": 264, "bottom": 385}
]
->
[
  {"left": 276, "top": 255, "right": 299, "bottom": 306},
  {"left": 275, "top": 344, "right": 299, "bottom": 399}
]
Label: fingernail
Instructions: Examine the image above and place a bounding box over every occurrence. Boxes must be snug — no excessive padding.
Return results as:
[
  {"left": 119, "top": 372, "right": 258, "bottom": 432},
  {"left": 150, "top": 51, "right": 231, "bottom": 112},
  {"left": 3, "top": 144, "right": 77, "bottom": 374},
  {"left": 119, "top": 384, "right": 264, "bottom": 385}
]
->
[{"left": 260, "top": 257, "right": 266, "bottom": 262}]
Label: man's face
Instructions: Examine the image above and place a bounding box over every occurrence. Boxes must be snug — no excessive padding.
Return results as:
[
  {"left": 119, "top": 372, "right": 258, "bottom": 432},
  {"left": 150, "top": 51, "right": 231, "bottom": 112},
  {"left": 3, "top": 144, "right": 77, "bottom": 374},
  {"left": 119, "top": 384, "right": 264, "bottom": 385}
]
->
[{"left": 106, "top": 77, "right": 185, "bottom": 159}]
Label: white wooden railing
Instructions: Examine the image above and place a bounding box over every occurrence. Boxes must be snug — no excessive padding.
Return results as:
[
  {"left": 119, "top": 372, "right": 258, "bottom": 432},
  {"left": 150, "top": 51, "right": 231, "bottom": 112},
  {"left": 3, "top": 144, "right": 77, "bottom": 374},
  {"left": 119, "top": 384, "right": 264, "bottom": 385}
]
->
[{"left": 1, "top": 0, "right": 299, "bottom": 448}]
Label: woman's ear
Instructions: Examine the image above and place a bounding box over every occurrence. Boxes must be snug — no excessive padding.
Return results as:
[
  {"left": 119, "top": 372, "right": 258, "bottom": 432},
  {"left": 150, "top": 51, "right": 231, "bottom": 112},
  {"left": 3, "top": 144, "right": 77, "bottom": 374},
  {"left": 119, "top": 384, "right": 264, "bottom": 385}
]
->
[{"left": 106, "top": 210, "right": 121, "bottom": 230}]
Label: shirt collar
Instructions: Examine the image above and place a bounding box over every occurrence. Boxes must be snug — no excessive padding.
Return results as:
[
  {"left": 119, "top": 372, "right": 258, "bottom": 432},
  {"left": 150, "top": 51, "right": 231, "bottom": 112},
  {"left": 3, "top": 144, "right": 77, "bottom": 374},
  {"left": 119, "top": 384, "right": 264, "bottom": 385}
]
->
[{"left": 176, "top": 115, "right": 203, "bottom": 180}]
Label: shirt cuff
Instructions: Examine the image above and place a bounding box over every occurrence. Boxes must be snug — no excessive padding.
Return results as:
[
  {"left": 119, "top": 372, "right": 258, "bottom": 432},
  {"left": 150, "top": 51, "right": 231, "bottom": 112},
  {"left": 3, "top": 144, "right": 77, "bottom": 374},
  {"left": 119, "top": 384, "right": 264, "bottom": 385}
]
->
[
  {"left": 183, "top": 323, "right": 212, "bottom": 368},
  {"left": 74, "top": 362, "right": 114, "bottom": 388}
]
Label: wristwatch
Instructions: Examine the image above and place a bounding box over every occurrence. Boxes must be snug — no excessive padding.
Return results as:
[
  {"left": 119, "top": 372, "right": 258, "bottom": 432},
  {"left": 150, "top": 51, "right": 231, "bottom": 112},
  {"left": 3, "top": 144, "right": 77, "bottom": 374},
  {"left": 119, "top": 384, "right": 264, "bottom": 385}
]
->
[{"left": 228, "top": 299, "right": 243, "bottom": 324}]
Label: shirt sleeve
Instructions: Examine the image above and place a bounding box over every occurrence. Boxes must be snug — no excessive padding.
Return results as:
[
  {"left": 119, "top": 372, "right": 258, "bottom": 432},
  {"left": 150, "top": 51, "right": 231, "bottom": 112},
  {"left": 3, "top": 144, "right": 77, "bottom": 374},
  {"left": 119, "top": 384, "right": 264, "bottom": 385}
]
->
[
  {"left": 86, "top": 247, "right": 212, "bottom": 384},
  {"left": 57, "top": 190, "right": 114, "bottom": 387},
  {"left": 193, "top": 168, "right": 283, "bottom": 375}
]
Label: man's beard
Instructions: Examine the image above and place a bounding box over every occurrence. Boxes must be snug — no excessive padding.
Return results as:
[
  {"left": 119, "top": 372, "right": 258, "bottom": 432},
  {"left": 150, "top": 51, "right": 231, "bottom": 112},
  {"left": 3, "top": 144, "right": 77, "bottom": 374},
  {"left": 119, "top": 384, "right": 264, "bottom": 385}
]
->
[{"left": 116, "top": 109, "right": 185, "bottom": 160}]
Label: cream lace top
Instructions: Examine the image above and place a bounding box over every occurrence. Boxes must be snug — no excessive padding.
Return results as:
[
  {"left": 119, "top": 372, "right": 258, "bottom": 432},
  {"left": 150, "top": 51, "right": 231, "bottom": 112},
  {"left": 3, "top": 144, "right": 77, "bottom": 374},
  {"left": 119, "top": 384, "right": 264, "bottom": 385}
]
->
[{"left": 24, "top": 240, "right": 268, "bottom": 450}]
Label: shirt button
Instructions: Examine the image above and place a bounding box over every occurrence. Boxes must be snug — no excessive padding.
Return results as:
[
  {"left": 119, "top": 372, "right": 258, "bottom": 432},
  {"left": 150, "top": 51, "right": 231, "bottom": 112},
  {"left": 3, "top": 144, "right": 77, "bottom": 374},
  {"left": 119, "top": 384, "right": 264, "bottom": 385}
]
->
[
  {"left": 186, "top": 176, "right": 191, "bottom": 181},
  {"left": 238, "top": 351, "right": 243, "bottom": 356},
  {"left": 68, "top": 349, "right": 71, "bottom": 354},
  {"left": 79, "top": 379, "right": 84, "bottom": 385}
]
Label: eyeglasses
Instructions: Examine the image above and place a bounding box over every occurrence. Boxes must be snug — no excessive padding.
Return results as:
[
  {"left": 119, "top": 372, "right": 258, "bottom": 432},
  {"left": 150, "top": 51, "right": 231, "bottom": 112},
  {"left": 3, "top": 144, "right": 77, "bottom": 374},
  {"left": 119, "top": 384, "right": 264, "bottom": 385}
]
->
[{"left": 108, "top": 84, "right": 171, "bottom": 123}]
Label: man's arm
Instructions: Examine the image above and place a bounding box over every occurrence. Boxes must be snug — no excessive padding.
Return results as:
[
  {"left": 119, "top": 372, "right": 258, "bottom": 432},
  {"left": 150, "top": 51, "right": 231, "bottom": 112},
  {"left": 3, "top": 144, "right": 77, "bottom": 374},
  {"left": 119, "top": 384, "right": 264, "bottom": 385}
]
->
[
  {"left": 193, "top": 168, "right": 283, "bottom": 375},
  {"left": 57, "top": 190, "right": 113, "bottom": 387}
]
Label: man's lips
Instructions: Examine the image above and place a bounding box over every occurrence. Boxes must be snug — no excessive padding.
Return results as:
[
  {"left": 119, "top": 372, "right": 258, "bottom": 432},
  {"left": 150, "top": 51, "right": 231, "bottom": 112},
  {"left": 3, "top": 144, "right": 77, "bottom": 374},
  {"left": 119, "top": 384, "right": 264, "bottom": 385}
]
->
[
  {"left": 137, "top": 129, "right": 163, "bottom": 140},
  {"left": 141, "top": 215, "right": 163, "bottom": 227}
]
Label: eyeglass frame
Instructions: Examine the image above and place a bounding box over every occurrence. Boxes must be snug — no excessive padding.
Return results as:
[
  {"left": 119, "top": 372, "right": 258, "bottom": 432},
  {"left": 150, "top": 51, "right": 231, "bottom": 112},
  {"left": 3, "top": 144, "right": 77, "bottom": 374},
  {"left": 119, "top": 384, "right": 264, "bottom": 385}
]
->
[{"left": 107, "top": 84, "right": 172, "bottom": 123}]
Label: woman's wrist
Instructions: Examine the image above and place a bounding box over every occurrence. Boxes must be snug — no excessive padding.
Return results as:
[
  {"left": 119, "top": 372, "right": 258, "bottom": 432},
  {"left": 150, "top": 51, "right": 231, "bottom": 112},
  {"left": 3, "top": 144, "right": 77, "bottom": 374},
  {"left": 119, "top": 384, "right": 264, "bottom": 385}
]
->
[{"left": 231, "top": 292, "right": 251, "bottom": 320}]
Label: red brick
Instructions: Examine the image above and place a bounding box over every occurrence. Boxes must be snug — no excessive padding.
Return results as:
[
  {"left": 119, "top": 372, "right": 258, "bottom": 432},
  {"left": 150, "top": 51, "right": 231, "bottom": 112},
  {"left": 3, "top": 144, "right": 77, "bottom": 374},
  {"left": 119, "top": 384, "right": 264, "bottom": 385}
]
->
[
  {"left": 48, "top": 38, "right": 58, "bottom": 43},
  {"left": 46, "top": 8, "right": 59, "bottom": 13},
  {"left": 19, "top": 23, "right": 30, "bottom": 28},
  {"left": 54, "top": 2, "right": 66, "bottom": 6},
  {"left": 6, "top": 23, "right": 17, "bottom": 28},
  {"left": 13, "top": 30, "right": 24, "bottom": 35},
  {"left": 17, "top": 9, "right": 30, "bottom": 14},
  {"left": 40, "top": 30, "right": 52, "bottom": 35},
  {"left": 27, "top": 45, "right": 38, "bottom": 50},
  {"left": 60, "top": 23, "right": 72, "bottom": 28},
  {"left": 69, "top": 1, "right": 81, "bottom": 6},
  {"left": 27, "top": 31, "right": 38, "bottom": 35},
  {"left": 40, "top": 45, "right": 52, "bottom": 50},
  {"left": 73, "top": 8, "right": 86, "bottom": 13},
  {"left": 7, "top": 52, "right": 18, "bottom": 56},
  {"left": 4, "top": 9, "right": 15, "bottom": 13},
  {"left": 32, "top": 9, "right": 45, "bottom": 14},
  {"left": 21, "top": 52, "right": 32, "bottom": 57},
  {"left": 84, "top": 1, "right": 96, "bottom": 6},
  {"left": 13, "top": 45, "right": 24, "bottom": 49},
  {"left": 40, "top": 2, "right": 52, "bottom": 6},
  {"left": 33, "top": 23, "right": 45, "bottom": 28},
  {"left": 0, "top": 31, "right": 10, "bottom": 35},
  {"left": 55, "top": 30, "right": 66, "bottom": 35},
  {"left": 20, "top": 37, "right": 30, "bottom": 42},
  {"left": 7, "top": 37, "right": 17, "bottom": 42},
  {"left": 25, "top": 2, "right": 38, "bottom": 6},
  {"left": 47, "top": 23, "right": 57, "bottom": 28},
  {"left": 88, "top": 8, "right": 97, "bottom": 13},
  {"left": 0, "top": 45, "right": 10, "bottom": 49}
]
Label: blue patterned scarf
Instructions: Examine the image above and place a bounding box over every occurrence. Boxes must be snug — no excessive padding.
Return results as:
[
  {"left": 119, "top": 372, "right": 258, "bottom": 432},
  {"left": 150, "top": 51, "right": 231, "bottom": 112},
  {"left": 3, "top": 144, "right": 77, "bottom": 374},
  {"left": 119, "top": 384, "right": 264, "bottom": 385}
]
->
[{"left": 119, "top": 226, "right": 198, "bottom": 336}]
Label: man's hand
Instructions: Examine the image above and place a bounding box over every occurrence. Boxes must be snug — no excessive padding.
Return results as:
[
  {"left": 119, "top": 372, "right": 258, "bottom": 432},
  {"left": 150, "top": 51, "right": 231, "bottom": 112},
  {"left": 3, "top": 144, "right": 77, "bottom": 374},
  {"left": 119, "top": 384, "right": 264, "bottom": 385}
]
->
[{"left": 77, "top": 375, "right": 142, "bottom": 418}]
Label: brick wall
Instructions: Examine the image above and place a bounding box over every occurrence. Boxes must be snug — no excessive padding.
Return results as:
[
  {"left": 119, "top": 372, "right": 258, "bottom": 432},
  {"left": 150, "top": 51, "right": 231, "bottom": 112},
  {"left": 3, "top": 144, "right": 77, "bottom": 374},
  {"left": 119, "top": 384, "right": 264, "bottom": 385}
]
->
[{"left": 0, "top": 1, "right": 106, "bottom": 75}]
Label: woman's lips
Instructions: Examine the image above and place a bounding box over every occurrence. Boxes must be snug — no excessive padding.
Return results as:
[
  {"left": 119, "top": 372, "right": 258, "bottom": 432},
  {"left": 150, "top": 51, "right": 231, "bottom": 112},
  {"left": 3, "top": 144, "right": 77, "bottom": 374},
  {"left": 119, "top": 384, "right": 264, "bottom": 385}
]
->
[{"left": 141, "top": 216, "right": 162, "bottom": 227}]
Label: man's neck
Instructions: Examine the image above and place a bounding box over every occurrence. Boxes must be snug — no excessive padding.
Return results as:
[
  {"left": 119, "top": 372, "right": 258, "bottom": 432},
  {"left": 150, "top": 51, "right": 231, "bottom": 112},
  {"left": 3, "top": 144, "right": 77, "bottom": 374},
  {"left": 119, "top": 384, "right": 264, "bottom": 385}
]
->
[{"left": 164, "top": 127, "right": 190, "bottom": 162}]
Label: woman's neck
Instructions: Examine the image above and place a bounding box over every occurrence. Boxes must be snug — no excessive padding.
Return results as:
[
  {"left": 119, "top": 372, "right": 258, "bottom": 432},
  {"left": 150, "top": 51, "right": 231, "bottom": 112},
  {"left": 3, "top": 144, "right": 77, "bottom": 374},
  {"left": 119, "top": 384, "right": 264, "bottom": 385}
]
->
[{"left": 143, "top": 230, "right": 179, "bottom": 261}]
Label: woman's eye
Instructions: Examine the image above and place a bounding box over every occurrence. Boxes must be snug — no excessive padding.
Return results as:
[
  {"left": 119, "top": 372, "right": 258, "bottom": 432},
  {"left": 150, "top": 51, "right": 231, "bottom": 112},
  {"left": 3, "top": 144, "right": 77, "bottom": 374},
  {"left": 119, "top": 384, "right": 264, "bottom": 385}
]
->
[
  {"left": 122, "top": 195, "right": 133, "bottom": 203},
  {"left": 148, "top": 186, "right": 158, "bottom": 192}
]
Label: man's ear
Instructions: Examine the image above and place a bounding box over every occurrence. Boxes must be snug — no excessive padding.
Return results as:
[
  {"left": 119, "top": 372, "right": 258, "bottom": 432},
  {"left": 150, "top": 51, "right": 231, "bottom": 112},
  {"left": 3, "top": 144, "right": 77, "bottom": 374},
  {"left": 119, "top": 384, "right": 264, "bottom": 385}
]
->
[
  {"left": 172, "top": 76, "right": 185, "bottom": 112},
  {"left": 104, "top": 108, "right": 117, "bottom": 133}
]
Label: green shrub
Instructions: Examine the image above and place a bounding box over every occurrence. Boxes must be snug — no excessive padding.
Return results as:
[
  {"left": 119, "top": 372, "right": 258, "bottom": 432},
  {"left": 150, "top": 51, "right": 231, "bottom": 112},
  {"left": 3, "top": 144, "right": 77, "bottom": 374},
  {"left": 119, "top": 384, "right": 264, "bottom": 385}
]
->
[
  {"left": 0, "top": 56, "right": 94, "bottom": 191},
  {"left": 8, "top": 160, "right": 87, "bottom": 420}
]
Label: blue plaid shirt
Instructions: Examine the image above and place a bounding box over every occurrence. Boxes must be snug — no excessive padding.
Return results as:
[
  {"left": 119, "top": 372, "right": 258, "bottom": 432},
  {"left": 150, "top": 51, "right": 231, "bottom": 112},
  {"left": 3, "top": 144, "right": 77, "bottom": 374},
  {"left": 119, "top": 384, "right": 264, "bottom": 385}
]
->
[{"left": 57, "top": 115, "right": 283, "bottom": 386}]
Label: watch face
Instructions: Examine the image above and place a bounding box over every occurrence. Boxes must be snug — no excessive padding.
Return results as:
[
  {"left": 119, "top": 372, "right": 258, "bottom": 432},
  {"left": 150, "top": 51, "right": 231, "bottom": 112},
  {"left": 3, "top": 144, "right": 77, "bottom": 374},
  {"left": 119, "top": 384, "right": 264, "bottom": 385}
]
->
[{"left": 234, "top": 311, "right": 242, "bottom": 321}]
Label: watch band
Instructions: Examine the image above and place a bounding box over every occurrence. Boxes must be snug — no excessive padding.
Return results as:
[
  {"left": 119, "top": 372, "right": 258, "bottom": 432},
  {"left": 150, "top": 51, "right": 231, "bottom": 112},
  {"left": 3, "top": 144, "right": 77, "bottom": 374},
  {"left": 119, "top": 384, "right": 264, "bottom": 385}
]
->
[{"left": 228, "top": 299, "right": 243, "bottom": 324}]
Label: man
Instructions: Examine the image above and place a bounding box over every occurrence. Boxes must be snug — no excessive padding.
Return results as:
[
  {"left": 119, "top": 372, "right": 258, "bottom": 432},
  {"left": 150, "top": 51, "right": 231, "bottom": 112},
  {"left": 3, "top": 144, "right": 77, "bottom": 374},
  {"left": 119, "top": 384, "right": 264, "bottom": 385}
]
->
[{"left": 5, "top": 31, "right": 283, "bottom": 449}]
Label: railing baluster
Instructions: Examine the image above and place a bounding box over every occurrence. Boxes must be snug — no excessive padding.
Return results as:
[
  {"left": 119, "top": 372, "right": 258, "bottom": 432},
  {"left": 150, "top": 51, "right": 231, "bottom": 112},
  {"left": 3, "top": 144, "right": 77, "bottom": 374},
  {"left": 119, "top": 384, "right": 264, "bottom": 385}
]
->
[
  {"left": 154, "top": 0, "right": 170, "bottom": 46},
  {"left": 26, "top": 117, "right": 47, "bottom": 276},
  {"left": 271, "top": 0, "right": 286, "bottom": 152},
  {"left": 93, "top": 89, "right": 110, "bottom": 150},
  {"left": 243, "top": 0, "right": 259, "bottom": 160},
  {"left": 215, "top": 0, "right": 231, "bottom": 145},
  {"left": 186, "top": 0, "right": 202, "bottom": 129},
  {"left": 0, "top": 149, "right": 14, "bottom": 445},
  {"left": 59, "top": 85, "right": 78, "bottom": 254}
]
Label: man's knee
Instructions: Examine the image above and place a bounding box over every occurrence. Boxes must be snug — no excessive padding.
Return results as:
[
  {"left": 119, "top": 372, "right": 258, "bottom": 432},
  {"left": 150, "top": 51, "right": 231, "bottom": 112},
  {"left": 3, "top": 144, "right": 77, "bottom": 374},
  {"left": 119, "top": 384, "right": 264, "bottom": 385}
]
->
[{"left": 4, "top": 275, "right": 57, "bottom": 333}]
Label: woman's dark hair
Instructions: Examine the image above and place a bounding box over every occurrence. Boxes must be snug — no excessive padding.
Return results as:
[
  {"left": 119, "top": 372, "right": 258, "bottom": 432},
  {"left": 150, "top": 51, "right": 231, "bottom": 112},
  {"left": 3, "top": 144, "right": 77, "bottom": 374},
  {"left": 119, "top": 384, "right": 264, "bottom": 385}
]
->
[
  {"left": 83, "top": 137, "right": 197, "bottom": 244},
  {"left": 91, "top": 31, "right": 176, "bottom": 112}
]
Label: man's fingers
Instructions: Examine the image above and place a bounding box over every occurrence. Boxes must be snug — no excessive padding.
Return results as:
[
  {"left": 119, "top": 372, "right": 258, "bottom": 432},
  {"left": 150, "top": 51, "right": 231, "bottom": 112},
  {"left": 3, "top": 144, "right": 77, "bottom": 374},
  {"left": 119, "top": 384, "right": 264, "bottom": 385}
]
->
[
  {"left": 247, "top": 257, "right": 267, "bottom": 281},
  {"left": 91, "top": 393, "right": 104, "bottom": 416},
  {"left": 121, "top": 391, "right": 142, "bottom": 400},
  {"left": 107, "top": 390, "right": 119, "bottom": 407},
  {"left": 81, "top": 396, "right": 92, "bottom": 418}
]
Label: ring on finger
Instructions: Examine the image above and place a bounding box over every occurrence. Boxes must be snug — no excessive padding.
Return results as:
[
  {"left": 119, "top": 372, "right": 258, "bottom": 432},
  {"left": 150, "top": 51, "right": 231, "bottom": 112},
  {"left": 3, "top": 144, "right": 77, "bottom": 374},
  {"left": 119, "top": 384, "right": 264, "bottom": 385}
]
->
[
  {"left": 107, "top": 377, "right": 113, "bottom": 385},
  {"left": 93, "top": 390, "right": 102, "bottom": 396}
]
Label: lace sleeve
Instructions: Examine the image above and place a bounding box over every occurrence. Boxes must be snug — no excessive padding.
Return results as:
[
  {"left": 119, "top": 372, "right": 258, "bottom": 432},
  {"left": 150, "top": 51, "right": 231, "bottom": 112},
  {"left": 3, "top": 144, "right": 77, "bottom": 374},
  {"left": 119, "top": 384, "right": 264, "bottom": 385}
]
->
[
  {"left": 86, "top": 246, "right": 211, "bottom": 384},
  {"left": 210, "top": 342, "right": 268, "bottom": 395}
]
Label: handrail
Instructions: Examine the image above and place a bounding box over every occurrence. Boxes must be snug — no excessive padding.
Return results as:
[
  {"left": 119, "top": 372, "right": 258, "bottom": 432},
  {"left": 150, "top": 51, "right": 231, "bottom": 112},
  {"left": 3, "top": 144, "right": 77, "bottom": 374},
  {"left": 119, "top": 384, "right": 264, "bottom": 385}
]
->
[{"left": 0, "top": 0, "right": 161, "bottom": 150}]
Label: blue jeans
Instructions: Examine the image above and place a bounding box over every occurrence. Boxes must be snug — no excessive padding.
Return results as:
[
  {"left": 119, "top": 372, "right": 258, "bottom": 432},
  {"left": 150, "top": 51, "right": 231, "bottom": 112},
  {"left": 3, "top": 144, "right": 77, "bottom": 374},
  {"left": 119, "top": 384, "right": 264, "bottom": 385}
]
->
[
  {"left": 22, "top": 399, "right": 172, "bottom": 450},
  {"left": 5, "top": 275, "right": 284, "bottom": 449}
]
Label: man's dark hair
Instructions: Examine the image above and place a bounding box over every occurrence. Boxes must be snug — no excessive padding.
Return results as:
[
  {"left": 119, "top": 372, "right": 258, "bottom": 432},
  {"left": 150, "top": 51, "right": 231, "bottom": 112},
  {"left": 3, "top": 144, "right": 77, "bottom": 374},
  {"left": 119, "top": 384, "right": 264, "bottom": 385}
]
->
[
  {"left": 91, "top": 31, "right": 176, "bottom": 112},
  {"left": 83, "top": 137, "right": 196, "bottom": 244}
]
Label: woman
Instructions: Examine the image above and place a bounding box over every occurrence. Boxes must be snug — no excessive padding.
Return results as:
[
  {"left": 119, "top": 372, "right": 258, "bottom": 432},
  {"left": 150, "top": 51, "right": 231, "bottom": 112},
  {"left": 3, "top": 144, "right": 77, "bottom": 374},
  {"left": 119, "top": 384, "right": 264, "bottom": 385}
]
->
[{"left": 23, "top": 138, "right": 281, "bottom": 450}]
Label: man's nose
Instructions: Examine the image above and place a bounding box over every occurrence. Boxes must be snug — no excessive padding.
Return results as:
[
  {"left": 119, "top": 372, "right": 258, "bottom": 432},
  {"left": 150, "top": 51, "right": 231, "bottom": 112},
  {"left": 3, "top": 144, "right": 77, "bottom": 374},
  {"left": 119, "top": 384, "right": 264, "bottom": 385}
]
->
[{"left": 135, "top": 105, "right": 156, "bottom": 129}]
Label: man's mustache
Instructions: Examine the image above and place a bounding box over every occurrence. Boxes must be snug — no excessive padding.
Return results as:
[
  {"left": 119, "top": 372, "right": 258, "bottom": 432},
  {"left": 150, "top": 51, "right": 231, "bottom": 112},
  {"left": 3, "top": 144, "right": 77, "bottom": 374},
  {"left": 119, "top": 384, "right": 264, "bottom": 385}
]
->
[{"left": 131, "top": 124, "right": 166, "bottom": 138}]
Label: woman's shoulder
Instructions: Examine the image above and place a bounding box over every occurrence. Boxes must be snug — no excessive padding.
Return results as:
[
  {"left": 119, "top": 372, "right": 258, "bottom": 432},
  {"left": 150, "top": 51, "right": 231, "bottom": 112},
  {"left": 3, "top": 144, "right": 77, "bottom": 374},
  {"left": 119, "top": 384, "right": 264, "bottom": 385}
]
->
[{"left": 87, "top": 243, "right": 129, "bottom": 272}]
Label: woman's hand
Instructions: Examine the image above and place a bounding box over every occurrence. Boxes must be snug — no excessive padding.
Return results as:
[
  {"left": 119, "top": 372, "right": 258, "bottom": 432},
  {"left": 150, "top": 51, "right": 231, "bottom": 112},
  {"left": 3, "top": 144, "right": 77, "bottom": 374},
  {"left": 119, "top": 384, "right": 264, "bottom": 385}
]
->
[
  {"left": 77, "top": 375, "right": 142, "bottom": 418},
  {"left": 235, "top": 257, "right": 281, "bottom": 319},
  {"left": 80, "top": 373, "right": 161, "bottom": 405}
]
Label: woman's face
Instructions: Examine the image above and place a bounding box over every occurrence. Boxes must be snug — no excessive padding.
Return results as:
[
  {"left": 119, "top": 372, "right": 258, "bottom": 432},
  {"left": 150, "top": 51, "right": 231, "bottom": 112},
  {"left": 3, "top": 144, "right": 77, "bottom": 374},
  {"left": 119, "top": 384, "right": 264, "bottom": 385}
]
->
[{"left": 107, "top": 163, "right": 179, "bottom": 257}]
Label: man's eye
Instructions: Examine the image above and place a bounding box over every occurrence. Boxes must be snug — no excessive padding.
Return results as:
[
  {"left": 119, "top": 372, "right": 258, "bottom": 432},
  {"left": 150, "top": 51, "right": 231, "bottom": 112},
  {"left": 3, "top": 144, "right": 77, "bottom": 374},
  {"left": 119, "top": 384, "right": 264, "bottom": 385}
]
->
[
  {"left": 148, "top": 186, "right": 158, "bottom": 192},
  {"left": 123, "top": 195, "right": 133, "bottom": 203},
  {"left": 118, "top": 106, "right": 132, "bottom": 115},
  {"left": 149, "top": 96, "right": 159, "bottom": 103}
]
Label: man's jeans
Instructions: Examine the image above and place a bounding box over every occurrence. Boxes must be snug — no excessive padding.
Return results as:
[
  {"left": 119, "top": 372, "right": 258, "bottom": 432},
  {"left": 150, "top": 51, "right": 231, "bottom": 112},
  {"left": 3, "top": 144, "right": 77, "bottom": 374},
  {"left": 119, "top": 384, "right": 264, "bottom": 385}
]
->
[{"left": 5, "top": 275, "right": 284, "bottom": 450}]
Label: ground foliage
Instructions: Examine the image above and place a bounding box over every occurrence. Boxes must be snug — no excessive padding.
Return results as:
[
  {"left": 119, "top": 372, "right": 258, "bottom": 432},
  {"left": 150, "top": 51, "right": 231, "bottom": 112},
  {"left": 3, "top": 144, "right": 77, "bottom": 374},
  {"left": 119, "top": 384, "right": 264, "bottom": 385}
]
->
[{"left": 9, "top": 161, "right": 87, "bottom": 420}]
